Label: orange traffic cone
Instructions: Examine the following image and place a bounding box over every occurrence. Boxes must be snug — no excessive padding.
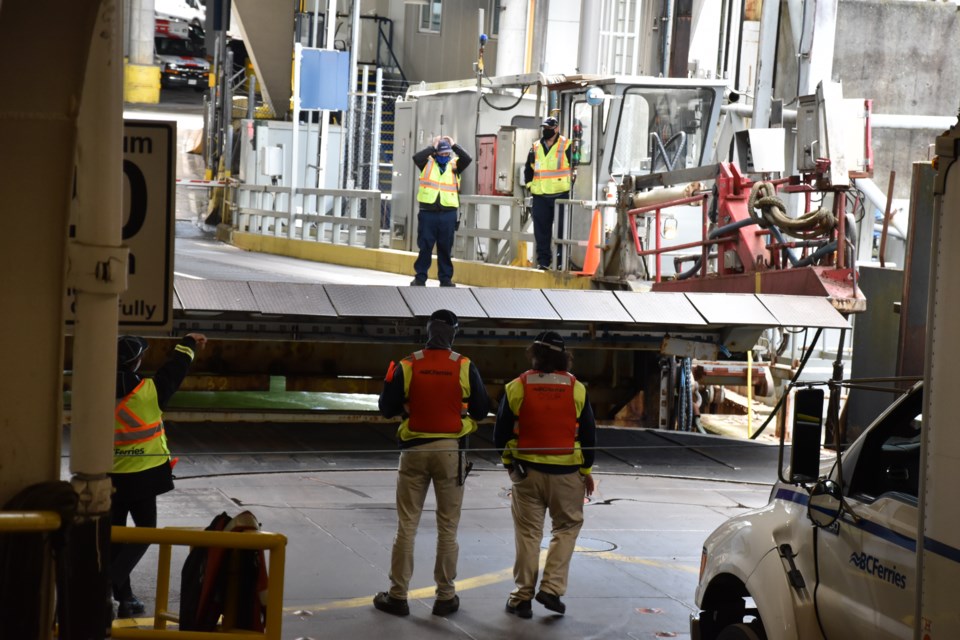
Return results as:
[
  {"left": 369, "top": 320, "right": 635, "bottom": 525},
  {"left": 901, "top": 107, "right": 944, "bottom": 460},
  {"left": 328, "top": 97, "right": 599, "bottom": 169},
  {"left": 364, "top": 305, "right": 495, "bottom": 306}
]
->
[{"left": 573, "top": 209, "right": 602, "bottom": 276}]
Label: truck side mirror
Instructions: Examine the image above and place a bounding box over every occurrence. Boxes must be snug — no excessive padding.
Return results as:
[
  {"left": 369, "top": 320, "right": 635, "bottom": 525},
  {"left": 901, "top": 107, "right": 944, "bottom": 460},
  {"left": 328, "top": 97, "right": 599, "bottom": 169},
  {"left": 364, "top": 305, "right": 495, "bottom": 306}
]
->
[
  {"left": 790, "top": 388, "right": 824, "bottom": 484},
  {"left": 807, "top": 479, "right": 842, "bottom": 527}
]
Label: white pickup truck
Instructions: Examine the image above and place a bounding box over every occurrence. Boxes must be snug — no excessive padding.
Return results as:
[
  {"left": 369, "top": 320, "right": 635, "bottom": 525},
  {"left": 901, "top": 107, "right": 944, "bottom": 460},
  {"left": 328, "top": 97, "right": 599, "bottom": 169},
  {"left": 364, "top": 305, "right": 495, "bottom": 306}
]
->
[{"left": 691, "top": 381, "right": 926, "bottom": 639}]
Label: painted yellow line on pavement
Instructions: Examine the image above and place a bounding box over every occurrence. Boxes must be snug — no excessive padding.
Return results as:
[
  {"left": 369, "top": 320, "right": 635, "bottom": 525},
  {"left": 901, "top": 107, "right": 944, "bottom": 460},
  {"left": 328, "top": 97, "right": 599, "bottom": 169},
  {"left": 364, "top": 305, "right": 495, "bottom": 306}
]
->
[
  {"left": 585, "top": 549, "right": 698, "bottom": 574},
  {"left": 286, "top": 551, "right": 544, "bottom": 613},
  {"left": 288, "top": 547, "right": 694, "bottom": 614}
]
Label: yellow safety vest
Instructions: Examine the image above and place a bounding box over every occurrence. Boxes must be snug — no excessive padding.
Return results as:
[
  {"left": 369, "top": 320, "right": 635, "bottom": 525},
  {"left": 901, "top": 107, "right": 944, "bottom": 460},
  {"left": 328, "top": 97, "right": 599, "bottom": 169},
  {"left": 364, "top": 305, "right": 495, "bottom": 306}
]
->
[
  {"left": 530, "top": 137, "right": 572, "bottom": 195},
  {"left": 112, "top": 379, "right": 171, "bottom": 474},
  {"left": 417, "top": 157, "right": 460, "bottom": 208}
]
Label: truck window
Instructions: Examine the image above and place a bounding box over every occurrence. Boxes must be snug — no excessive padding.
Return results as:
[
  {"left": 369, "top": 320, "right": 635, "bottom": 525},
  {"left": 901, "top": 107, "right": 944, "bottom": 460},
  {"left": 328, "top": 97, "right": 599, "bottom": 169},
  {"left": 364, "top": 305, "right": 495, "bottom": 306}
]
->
[
  {"left": 609, "top": 86, "right": 713, "bottom": 176},
  {"left": 155, "top": 37, "right": 205, "bottom": 58},
  {"left": 848, "top": 387, "right": 923, "bottom": 503}
]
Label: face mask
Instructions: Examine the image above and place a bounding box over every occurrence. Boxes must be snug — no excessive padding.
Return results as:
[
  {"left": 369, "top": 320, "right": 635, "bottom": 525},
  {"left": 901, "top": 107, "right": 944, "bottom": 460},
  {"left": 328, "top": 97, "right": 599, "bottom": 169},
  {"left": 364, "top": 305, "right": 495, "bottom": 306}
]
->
[
  {"left": 542, "top": 127, "right": 557, "bottom": 138},
  {"left": 436, "top": 155, "right": 451, "bottom": 166}
]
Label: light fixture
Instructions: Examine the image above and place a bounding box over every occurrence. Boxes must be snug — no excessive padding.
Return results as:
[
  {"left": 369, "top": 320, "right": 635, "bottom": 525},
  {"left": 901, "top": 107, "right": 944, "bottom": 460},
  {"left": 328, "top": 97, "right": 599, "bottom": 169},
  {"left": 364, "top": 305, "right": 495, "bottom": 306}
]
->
[{"left": 661, "top": 216, "right": 678, "bottom": 239}]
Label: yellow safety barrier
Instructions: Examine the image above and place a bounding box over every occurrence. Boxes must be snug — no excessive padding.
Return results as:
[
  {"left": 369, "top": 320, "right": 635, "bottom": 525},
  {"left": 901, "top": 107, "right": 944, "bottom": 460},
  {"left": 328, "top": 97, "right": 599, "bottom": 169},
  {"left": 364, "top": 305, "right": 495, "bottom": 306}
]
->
[
  {"left": 0, "top": 510, "right": 62, "bottom": 532},
  {"left": 111, "top": 525, "right": 287, "bottom": 640}
]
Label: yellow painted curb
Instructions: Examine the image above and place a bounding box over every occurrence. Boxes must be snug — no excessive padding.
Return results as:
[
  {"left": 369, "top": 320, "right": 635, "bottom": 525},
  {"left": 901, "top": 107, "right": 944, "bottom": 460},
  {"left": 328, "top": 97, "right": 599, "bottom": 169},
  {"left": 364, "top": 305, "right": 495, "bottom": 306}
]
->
[
  {"left": 228, "top": 231, "right": 595, "bottom": 290},
  {"left": 124, "top": 63, "right": 161, "bottom": 104}
]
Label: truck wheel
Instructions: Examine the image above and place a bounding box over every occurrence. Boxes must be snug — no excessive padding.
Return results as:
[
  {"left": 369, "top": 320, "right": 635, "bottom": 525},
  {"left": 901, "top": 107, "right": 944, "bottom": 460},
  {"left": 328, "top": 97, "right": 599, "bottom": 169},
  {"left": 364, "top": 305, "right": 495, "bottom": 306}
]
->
[{"left": 717, "top": 623, "right": 764, "bottom": 640}]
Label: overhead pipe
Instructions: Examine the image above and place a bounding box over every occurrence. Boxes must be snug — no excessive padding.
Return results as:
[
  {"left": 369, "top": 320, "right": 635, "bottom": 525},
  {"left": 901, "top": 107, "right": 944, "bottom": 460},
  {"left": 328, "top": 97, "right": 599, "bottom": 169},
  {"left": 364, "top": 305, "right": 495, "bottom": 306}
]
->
[
  {"left": 716, "top": 0, "right": 728, "bottom": 78},
  {"left": 577, "top": 0, "right": 600, "bottom": 74},
  {"left": 662, "top": 0, "right": 674, "bottom": 77}
]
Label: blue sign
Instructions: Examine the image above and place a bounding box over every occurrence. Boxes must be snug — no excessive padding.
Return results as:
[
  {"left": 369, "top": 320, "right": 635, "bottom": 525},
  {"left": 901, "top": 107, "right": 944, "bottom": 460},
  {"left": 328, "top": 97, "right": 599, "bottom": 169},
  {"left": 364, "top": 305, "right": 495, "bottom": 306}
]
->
[{"left": 299, "top": 48, "right": 349, "bottom": 111}]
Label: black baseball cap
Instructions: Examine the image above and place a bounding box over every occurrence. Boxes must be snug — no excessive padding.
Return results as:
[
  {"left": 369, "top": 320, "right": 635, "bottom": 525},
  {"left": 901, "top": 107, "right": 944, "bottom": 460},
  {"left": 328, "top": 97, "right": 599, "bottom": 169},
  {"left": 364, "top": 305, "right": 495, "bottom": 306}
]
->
[{"left": 117, "top": 336, "right": 148, "bottom": 365}]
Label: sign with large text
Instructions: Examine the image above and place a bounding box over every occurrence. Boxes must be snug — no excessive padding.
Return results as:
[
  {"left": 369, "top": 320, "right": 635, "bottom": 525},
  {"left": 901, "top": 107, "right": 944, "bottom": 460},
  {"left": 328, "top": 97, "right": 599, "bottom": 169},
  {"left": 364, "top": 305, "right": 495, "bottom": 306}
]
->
[{"left": 66, "top": 120, "right": 175, "bottom": 330}]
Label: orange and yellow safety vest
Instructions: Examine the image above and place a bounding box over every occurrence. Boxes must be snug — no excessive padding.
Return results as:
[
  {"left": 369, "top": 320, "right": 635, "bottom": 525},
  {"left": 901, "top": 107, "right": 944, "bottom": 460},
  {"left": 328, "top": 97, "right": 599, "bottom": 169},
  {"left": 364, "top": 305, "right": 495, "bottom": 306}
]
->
[
  {"left": 417, "top": 157, "right": 460, "bottom": 208},
  {"left": 113, "top": 379, "right": 171, "bottom": 474}
]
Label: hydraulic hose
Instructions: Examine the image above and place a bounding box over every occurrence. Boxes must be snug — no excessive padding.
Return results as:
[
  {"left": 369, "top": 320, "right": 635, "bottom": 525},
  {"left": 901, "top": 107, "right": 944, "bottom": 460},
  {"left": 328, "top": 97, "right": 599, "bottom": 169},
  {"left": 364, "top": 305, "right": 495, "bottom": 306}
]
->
[
  {"left": 676, "top": 217, "right": 758, "bottom": 280},
  {"left": 749, "top": 181, "right": 836, "bottom": 239}
]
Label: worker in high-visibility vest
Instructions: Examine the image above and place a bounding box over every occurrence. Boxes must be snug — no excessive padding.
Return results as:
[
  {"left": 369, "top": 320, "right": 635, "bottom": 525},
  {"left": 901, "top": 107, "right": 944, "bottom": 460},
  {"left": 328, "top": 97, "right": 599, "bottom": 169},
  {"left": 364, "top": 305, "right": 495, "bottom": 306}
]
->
[
  {"left": 494, "top": 331, "right": 596, "bottom": 619},
  {"left": 109, "top": 333, "right": 206, "bottom": 620},
  {"left": 373, "top": 309, "right": 490, "bottom": 617},
  {"left": 411, "top": 137, "right": 472, "bottom": 287},
  {"left": 524, "top": 117, "right": 573, "bottom": 270}
]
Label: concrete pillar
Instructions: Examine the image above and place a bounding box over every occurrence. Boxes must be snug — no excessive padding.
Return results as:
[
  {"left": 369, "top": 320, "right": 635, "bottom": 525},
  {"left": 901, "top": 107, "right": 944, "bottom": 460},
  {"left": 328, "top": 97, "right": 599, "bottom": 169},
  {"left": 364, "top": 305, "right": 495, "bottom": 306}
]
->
[
  {"left": 125, "top": 0, "right": 161, "bottom": 104},
  {"left": 495, "top": 0, "right": 529, "bottom": 75}
]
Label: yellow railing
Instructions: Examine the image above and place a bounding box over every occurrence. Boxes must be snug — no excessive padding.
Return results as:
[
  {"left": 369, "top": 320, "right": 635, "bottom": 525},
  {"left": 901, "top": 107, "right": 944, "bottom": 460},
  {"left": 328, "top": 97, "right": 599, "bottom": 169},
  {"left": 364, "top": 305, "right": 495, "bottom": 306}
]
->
[
  {"left": 0, "top": 510, "right": 62, "bottom": 532},
  {"left": 110, "top": 525, "right": 287, "bottom": 640}
]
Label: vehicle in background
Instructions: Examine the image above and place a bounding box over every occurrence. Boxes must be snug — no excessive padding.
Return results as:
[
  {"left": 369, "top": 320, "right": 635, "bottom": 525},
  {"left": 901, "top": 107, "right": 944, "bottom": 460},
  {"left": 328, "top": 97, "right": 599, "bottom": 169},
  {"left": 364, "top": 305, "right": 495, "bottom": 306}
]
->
[
  {"left": 155, "top": 16, "right": 208, "bottom": 91},
  {"left": 691, "top": 382, "right": 923, "bottom": 639}
]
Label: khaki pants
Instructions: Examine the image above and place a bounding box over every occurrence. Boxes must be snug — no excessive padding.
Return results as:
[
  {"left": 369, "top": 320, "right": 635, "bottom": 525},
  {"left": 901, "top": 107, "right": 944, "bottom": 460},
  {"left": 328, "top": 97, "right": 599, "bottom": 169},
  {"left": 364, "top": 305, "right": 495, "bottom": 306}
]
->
[
  {"left": 388, "top": 439, "right": 464, "bottom": 600},
  {"left": 509, "top": 468, "right": 584, "bottom": 603}
]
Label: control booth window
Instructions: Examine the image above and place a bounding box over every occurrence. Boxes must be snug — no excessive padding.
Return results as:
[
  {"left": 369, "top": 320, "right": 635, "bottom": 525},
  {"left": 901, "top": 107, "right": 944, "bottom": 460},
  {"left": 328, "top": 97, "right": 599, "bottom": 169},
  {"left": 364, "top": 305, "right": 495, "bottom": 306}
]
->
[
  {"left": 572, "top": 101, "right": 592, "bottom": 165},
  {"left": 609, "top": 86, "right": 713, "bottom": 176},
  {"left": 420, "top": 0, "right": 443, "bottom": 34}
]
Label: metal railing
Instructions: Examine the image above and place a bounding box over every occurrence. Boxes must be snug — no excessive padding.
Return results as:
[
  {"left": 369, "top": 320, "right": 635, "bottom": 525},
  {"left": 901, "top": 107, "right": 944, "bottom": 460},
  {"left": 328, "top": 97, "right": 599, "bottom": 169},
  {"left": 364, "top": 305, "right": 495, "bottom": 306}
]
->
[
  {"left": 233, "top": 185, "right": 607, "bottom": 272},
  {"left": 457, "top": 194, "right": 531, "bottom": 265},
  {"left": 0, "top": 513, "right": 285, "bottom": 639},
  {"left": 110, "top": 525, "right": 287, "bottom": 640},
  {"left": 233, "top": 184, "right": 384, "bottom": 248},
  {"left": 453, "top": 195, "right": 608, "bottom": 271},
  {"left": 627, "top": 194, "right": 710, "bottom": 282},
  {"left": 0, "top": 510, "right": 62, "bottom": 532}
]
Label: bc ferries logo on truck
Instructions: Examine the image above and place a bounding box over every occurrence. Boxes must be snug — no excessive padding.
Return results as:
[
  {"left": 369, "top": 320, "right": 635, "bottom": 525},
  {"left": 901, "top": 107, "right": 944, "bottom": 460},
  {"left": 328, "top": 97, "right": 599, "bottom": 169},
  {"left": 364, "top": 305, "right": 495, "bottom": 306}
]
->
[{"left": 849, "top": 552, "right": 908, "bottom": 589}]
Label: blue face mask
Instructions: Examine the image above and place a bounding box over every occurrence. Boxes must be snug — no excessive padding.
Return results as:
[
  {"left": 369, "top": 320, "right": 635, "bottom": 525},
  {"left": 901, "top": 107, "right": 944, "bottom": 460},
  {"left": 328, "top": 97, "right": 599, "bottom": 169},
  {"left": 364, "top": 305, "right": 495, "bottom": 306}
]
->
[{"left": 436, "top": 154, "right": 451, "bottom": 167}]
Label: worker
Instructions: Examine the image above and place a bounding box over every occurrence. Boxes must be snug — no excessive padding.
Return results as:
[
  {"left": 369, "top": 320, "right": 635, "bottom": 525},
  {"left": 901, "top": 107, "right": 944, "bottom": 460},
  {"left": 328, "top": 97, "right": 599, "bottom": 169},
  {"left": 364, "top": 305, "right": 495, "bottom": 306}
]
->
[
  {"left": 494, "top": 331, "right": 596, "bottom": 619},
  {"left": 109, "top": 333, "right": 207, "bottom": 619},
  {"left": 524, "top": 117, "right": 573, "bottom": 270},
  {"left": 374, "top": 309, "right": 490, "bottom": 617},
  {"left": 411, "top": 136, "right": 472, "bottom": 287}
]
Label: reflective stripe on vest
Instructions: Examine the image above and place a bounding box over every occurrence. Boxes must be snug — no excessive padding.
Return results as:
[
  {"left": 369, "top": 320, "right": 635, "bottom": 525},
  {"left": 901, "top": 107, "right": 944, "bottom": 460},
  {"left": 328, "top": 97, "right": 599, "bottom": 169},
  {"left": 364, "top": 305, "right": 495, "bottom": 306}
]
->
[
  {"left": 403, "top": 349, "right": 468, "bottom": 434},
  {"left": 530, "top": 137, "right": 571, "bottom": 195},
  {"left": 113, "top": 379, "right": 171, "bottom": 474},
  {"left": 516, "top": 370, "right": 578, "bottom": 455},
  {"left": 417, "top": 157, "right": 460, "bottom": 208}
]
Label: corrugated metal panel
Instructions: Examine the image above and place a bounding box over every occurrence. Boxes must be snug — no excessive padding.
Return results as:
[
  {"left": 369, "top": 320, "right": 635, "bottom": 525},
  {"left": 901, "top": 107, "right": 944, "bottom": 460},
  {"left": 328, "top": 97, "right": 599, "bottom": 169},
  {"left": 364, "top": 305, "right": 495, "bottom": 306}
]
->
[
  {"left": 756, "top": 294, "right": 851, "bottom": 329},
  {"left": 175, "top": 279, "right": 257, "bottom": 312},
  {"left": 542, "top": 289, "right": 633, "bottom": 323},
  {"left": 615, "top": 291, "right": 708, "bottom": 325},
  {"left": 324, "top": 285, "right": 412, "bottom": 318},
  {"left": 472, "top": 288, "right": 561, "bottom": 320},
  {"left": 399, "top": 287, "right": 489, "bottom": 319},
  {"left": 685, "top": 293, "right": 779, "bottom": 326},
  {"left": 249, "top": 282, "right": 337, "bottom": 316}
]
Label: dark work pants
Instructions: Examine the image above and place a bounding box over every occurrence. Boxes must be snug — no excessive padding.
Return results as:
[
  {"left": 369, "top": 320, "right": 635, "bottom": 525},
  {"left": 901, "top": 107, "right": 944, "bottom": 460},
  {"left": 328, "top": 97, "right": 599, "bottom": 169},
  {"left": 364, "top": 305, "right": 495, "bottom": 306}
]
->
[
  {"left": 531, "top": 193, "right": 568, "bottom": 268},
  {"left": 110, "top": 495, "right": 157, "bottom": 601},
  {"left": 414, "top": 209, "right": 458, "bottom": 284}
]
